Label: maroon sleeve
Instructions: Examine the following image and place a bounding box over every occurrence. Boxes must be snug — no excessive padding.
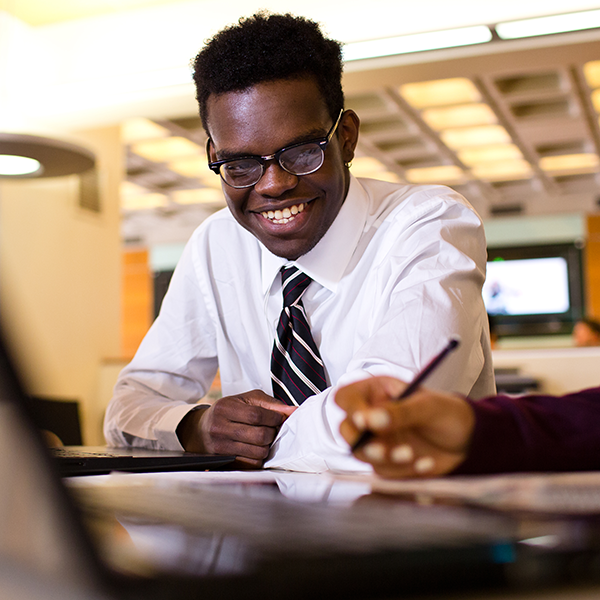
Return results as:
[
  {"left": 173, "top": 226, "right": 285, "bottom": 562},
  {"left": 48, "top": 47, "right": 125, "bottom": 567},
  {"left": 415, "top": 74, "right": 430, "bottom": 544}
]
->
[{"left": 452, "top": 387, "right": 600, "bottom": 474}]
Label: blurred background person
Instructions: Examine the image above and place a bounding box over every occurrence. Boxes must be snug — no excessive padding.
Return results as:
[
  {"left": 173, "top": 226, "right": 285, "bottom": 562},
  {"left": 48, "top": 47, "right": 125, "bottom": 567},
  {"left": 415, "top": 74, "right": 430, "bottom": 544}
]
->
[{"left": 573, "top": 318, "right": 600, "bottom": 347}]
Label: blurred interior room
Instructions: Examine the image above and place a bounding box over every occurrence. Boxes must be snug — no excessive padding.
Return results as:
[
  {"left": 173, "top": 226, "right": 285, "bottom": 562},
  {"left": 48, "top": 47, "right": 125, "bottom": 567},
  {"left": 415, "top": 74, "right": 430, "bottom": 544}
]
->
[{"left": 1, "top": 0, "right": 600, "bottom": 444}]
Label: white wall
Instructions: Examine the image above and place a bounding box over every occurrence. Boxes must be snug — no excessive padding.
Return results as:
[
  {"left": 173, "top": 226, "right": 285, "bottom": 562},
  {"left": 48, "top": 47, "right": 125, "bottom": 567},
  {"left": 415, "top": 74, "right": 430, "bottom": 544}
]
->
[{"left": 0, "top": 125, "right": 122, "bottom": 444}]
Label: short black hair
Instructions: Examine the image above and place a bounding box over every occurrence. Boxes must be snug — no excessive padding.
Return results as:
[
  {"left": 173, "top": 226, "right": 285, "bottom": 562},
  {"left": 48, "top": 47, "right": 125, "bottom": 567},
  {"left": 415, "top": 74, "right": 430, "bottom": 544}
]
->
[{"left": 192, "top": 12, "right": 344, "bottom": 132}]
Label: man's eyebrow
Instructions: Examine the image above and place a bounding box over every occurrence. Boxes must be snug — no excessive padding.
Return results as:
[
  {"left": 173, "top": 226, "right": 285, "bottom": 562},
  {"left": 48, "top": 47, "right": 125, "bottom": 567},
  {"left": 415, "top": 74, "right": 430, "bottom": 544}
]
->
[{"left": 213, "top": 127, "right": 328, "bottom": 161}]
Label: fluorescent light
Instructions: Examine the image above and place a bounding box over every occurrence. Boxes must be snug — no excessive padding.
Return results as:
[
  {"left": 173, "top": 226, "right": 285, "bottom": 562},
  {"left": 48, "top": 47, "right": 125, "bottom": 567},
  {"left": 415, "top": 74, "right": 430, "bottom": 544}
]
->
[
  {"left": 496, "top": 9, "right": 600, "bottom": 40},
  {"left": 0, "top": 154, "right": 42, "bottom": 176},
  {"left": 441, "top": 125, "right": 512, "bottom": 149},
  {"left": 132, "top": 137, "right": 200, "bottom": 163},
  {"left": 350, "top": 157, "right": 402, "bottom": 182},
  {"left": 590, "top": 89, "right": 600, "bottom": 113},
  {"left": 539, "top": 153, "right": 599, "bottom": 173},
  {"left": 471, "top": 159, "right": 532, "bottom": 181},
  {"left": 422, "top": 103, "right": 497, "bottom": 130},
  {"left": 405, "top": 165, "right": 465, "bottom": 184},
  {"left": 584, "top": 61, "right": 600, "bottom": 89},
  {"left": 458, "top": 144, "right": 523, "bottom": 167},
  {"left": 400, "top": 78, "right": 481, "bottom": 109},
  {"left": 349, "top": 156, "right": 387, "bottom": 175},
  {"left": 343, "top": 25, "right": 492, "bottom": 62}
]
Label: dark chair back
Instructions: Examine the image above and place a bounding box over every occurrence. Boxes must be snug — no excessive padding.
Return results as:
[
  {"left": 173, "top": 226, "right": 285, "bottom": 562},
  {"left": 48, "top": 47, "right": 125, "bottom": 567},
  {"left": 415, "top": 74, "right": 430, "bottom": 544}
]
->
[{"left": 28, "top": 397, "right": 83, "bottom": 445}]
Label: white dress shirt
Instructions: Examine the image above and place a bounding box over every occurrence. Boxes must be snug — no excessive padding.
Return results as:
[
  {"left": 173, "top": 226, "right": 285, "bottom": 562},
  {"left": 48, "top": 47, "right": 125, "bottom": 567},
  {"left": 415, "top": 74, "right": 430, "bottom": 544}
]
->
[{"left": 104, "top": 176, "right": 495, "bottom": 472}]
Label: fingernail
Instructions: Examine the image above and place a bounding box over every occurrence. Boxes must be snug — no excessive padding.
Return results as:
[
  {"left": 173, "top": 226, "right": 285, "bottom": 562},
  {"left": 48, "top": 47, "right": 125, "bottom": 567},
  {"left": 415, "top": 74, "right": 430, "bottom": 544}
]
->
[
  {"left": 352, "top": 411, "right": 367, "bottom": 431},
  {"left": 367, "top": 408, "right": 390, "bottom": 430},
  {"left": 383, "top": 379, "right": 406, "bottom": 397},
  {"left": 391, "top": 444, "right": 413, "bottom": 463},
  {"left": 414, "top": 456, "right": 435, "bottom": 473},
  {"left": 363, "top": 442, "right": 386, "bottom": 463}
]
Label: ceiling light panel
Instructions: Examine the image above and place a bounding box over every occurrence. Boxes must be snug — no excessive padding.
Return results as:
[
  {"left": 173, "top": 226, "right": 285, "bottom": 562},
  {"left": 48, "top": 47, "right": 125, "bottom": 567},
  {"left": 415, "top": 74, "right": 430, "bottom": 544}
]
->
[
  {"left": 539, "top": 153, "right": 600, "bottom": 173},
  {"left": 441, "top": 125, "right": 512, "bottom": 149},
  {"left": 496, "top": 9, "right": 600, "bottom": 40},
  {"left": 132, "top": 137, "right": 200, "bottom": 163},
  {"left": 458, "top": 144, "right": 524, "bottom": 166},
  {"left": 400, "top": 78, "right": 481, "bottom": 109},
  {"left": 584, "top": 60, "right": 600, "bottom": 89},
  {"left": 349, "top": 156, "right": 401, "bottom": 183},
  {"left": 349, "top": 156, "right": 388, "bottom": 176},
  {"left": 343, "top": 26, "right": 491, "bottom": 62},
  {"left": 421, "top": 103, "right": 497, "bottom": 130},
  {"left": 405, "top": 165, "right": 465, "bottom": 184},
  {"left": 589, "top": 89, "right": 600, "bottom": 113},
  {"left": 471, "top": 159, "right": 532, "bottom": 181}
]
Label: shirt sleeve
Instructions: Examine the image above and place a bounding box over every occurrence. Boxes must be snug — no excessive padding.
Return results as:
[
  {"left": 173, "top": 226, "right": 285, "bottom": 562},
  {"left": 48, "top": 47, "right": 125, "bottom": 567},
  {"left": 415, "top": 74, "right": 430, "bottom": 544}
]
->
[
  {"left": 266, "top": 190, "right": 494, "bottom": 472},
  {"left": 453, "top": 387, "right": 600, "bottom": 474},
  {"left": 104, "top": 236, "right": 219, "bottom": 450}
]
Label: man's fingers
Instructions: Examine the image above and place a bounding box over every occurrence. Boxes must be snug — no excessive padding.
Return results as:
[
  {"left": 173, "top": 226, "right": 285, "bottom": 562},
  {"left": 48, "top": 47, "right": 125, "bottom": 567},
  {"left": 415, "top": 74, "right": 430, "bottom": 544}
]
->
[
  {"left": 205, "top": 407, "right": 280, "bottom": 446},
  {"left": 247, "top": 396, "right": 297, "bottom": 417},
  {"left": 214, "top": 393, "right": 291, "bottom": 427},
  {"left": 210, "top": 436, "right": 273, "bottom": 462}
]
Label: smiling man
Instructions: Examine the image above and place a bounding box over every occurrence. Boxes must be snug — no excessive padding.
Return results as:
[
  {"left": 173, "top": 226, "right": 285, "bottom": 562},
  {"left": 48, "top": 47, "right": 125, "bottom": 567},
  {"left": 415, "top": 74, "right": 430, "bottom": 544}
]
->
[{"left": 104, "top": 12, "right": 495, "bottom": 472}]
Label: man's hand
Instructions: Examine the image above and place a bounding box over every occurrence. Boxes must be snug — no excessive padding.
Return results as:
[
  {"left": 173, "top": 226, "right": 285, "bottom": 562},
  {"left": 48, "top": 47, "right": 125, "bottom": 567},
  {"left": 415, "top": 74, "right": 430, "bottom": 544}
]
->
[
  {"left": 177, "top": 390, "right": 296, "bottom": 468},
  {"left": 335, "top": 376, "right": 475, "bottom": 478}
]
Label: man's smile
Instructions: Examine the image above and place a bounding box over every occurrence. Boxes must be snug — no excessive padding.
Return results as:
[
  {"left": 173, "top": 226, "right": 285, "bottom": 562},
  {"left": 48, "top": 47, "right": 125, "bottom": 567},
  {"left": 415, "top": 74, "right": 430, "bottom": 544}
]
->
[{"left": 260, "top": 202, "right": 306, "bottom": 224}]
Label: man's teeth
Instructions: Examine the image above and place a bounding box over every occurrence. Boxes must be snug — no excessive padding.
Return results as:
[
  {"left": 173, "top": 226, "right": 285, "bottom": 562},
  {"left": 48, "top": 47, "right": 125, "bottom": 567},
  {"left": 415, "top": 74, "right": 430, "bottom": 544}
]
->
[{"left": 262, "top": 203, "right": 305, "bottom": 224}]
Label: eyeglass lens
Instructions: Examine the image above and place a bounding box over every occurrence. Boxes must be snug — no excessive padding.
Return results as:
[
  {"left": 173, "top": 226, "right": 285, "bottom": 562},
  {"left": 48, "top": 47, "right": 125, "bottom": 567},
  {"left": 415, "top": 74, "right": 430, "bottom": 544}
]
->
[{"left": 220, "top": 142, "right": 325, "bottom": 188}]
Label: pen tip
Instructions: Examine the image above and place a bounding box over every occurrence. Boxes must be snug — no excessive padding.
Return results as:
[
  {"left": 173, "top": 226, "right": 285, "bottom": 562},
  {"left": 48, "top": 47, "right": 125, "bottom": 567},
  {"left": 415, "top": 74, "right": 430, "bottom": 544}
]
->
[{"left": 448, "top": 336, "right": 461, "bottom": 348}]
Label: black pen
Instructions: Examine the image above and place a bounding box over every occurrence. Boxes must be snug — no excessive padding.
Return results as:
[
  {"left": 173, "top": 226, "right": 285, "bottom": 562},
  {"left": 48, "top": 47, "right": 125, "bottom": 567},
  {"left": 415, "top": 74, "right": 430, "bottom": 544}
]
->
[{"left": 350, "top": 336, "right": 461, "bottom": 452}]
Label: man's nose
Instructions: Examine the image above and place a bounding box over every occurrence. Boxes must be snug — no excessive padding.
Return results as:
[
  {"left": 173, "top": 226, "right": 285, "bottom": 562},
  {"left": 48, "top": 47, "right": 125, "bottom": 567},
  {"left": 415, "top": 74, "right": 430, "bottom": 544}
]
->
[{"left": 253, "top": 161, "right": 298, "bottom": 196}]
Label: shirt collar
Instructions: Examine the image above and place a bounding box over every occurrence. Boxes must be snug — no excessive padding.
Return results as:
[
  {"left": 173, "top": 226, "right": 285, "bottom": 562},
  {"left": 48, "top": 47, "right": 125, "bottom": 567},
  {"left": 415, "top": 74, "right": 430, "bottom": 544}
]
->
[{"left": 261, "top": 175, "right": 369, "bottom": 295}]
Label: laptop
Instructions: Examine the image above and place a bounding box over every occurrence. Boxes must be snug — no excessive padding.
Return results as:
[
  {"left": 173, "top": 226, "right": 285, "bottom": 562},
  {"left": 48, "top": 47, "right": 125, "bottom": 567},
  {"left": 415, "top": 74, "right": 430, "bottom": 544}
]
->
[
  {"left": 3, "top": 324, "right": 600, "bottom": 600},
  {"left": 50, "top": 446, "right": 234, "bottom": 476}
]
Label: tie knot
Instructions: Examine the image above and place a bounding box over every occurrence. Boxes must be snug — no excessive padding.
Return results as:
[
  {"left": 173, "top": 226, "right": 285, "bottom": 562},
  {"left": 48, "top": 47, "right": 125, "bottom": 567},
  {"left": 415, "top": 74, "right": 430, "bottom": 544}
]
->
[{"left": 281, "top": 266, "right": 311, "bottom": 307}]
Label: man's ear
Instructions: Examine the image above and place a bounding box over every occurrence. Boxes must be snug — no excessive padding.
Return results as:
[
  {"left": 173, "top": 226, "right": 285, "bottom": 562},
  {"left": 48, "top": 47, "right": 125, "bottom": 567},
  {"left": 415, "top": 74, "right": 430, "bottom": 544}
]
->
[
  {"left": 338, "top": 109, "right": 360, "bottom": 165},
  {"left": 206, "top": 138, "right": 217, "bottom": 163}
]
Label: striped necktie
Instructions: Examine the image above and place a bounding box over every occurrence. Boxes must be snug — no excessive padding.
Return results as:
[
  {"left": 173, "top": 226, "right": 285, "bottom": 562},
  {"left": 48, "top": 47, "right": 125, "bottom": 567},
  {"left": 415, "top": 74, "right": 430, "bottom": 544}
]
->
[{"left": 270, "top": 266, "right": 327, "bottom": 406}]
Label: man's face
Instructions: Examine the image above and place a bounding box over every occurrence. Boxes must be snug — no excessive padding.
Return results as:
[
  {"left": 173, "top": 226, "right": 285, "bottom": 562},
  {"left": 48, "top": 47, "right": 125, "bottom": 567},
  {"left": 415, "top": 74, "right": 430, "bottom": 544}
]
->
[{"left": 206, "top": 78, "right": 358, "bottom": 260}]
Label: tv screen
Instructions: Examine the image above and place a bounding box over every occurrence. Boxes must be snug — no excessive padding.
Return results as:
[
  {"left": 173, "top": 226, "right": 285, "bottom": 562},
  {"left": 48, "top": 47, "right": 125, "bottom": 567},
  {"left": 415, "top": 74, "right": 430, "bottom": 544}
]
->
[
  {"left": 484, "top": 243, "right": 584, "bottom": 337},
  {"left": 484, "top": 256, "right": 570, "bottom": 316}
]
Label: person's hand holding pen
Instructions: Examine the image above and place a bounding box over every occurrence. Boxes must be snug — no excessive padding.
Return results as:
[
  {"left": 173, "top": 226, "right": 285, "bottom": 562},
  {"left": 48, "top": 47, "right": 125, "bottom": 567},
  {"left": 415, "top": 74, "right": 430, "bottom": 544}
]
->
[{"left": 335, "top": 340, "right": 475, "bottom": 478}]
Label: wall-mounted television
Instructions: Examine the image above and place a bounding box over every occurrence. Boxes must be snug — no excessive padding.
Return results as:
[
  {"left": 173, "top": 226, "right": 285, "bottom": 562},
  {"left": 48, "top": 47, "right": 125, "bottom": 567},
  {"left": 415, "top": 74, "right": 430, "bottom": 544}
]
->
[{"left": 483, "top": 243, "right": 585, "bottom": 337}]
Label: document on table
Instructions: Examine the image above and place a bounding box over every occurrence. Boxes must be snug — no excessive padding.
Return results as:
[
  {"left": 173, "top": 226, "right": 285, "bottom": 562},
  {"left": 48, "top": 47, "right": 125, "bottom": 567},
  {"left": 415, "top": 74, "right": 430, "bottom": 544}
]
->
[
  {"left": 67, "top": 468, "right": 600, "bottom": 514},
  {"left": 333, "top": 471, "right": 600, "bottom": 514}
]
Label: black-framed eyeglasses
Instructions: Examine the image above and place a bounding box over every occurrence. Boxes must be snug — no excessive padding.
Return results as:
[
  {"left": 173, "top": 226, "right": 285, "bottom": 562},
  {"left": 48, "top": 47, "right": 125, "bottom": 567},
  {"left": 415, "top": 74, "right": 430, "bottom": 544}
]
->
[{"left": 207, "top": 109, "right": 344, "bottom": 189}]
